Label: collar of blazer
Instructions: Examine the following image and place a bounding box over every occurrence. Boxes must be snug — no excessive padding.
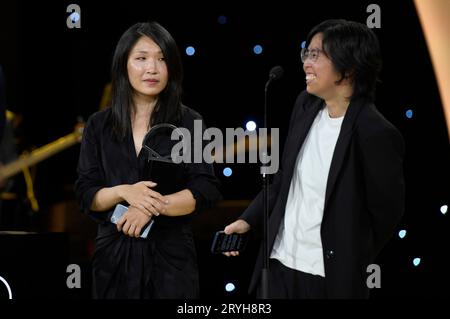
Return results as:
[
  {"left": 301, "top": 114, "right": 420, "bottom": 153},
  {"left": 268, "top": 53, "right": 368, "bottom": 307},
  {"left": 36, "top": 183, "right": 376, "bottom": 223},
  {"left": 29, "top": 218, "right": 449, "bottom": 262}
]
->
[
  {"left": 324, "top": 96, "right": 367, "bottom": 215},
  {"left": 284, "top": 93, "right": 367, "bottom": 217}
]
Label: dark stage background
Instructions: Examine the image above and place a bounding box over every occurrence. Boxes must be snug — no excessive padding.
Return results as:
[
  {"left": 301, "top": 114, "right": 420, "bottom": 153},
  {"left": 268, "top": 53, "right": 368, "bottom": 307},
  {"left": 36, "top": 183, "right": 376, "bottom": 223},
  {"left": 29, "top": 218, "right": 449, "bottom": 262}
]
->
[{"left": 0, "top": 0, "right": 448, "bottom": 299}]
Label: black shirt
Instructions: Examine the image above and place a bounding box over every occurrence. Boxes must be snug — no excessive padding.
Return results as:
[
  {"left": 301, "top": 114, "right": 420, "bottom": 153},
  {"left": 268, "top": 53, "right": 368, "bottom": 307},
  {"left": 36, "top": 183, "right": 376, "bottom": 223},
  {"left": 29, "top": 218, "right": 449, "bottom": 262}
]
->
[
  {"left": 75, "top": 105, "right": 221, "bottom": 224},
  {"left": 74, "top": 105, "right": 221, "bottom": 298}
]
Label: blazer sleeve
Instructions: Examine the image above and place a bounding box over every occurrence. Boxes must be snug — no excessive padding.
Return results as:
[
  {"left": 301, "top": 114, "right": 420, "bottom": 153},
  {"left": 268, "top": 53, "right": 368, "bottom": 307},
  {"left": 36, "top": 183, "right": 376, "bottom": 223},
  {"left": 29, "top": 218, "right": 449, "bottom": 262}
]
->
[
  {"left": 240, "top": 90, "right": 308, "bottom": 232},
  {"left": 74, "top": 115, "right": 108, "bottom": 223},
  {"left": 360, "top": 126, "right": 405, "bottom": 257}
]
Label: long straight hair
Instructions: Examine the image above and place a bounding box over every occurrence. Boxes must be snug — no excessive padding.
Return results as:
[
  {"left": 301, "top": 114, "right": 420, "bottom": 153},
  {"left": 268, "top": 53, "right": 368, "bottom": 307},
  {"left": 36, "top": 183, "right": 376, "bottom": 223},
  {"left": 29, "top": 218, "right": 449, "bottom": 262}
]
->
[{"left": 110, "top": 21, "right": 183, "bottom": 141}]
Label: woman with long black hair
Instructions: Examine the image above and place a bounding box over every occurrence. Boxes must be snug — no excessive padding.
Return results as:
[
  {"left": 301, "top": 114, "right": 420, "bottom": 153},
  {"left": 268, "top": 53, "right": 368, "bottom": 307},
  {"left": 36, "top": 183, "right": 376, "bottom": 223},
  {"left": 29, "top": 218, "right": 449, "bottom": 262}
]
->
[{"left": 75, "top": 21, "right": 221, "bottom": 299}]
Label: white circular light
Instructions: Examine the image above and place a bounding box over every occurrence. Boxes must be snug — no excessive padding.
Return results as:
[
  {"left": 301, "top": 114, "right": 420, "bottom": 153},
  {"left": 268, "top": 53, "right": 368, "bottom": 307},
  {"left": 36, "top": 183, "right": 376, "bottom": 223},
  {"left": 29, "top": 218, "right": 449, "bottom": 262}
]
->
[
  {"left": 186, "top": 46, "right": 195, "bottom": 56},
  {"left": 246, "top": 121, "right": 257, "bottom": 132},
  {"left": 405, "top": 109, "right": 413, "bottom": 119},
  {"left": 440, "top": 205, "right": 448, "bottom": 215},
  {"left": 225, "top": 282, "right": 235, "bottom": 292},
  {"left": 223, "top": 167, "right": 232, "bottom": 177},
  {"left": 70, "top": 12, "right": 80, "bottom": 23},
  {"left": 253, "top": 45, "right": 263, "bottom": 55}
]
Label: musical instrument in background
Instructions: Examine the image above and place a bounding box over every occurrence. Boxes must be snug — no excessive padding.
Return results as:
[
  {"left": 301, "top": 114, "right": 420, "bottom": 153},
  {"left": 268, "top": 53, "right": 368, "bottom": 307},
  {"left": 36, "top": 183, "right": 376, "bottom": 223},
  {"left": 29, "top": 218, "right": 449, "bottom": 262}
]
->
[
  {"left": 0, "top": 123, "right": 83, "bottom": 213},
  {"left": 0, "top": 124, "right": 83, "bottom": 181}
]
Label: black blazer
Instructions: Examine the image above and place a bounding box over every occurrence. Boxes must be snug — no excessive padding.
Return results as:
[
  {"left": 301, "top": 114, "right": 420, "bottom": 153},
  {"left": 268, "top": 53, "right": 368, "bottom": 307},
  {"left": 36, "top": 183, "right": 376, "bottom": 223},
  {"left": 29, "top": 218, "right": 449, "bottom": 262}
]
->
[{"left": 241, "top": 90, "right": 405, "bottom": 298}]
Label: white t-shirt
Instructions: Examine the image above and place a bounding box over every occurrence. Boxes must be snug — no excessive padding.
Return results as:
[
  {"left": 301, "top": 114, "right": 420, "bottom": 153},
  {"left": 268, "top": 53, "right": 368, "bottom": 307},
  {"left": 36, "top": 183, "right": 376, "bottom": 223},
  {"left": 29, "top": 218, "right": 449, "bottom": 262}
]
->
[{"left": 271, "top": 106, "right": 344, "bottom": 277}]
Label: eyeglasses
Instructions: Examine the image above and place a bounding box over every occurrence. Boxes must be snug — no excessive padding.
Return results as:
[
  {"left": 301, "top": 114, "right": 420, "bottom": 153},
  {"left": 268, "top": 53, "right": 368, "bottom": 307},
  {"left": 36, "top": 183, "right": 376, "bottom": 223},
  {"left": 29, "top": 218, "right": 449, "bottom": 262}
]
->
[{"left": 301, "top": 48, "right": 323, "bottom": 63}]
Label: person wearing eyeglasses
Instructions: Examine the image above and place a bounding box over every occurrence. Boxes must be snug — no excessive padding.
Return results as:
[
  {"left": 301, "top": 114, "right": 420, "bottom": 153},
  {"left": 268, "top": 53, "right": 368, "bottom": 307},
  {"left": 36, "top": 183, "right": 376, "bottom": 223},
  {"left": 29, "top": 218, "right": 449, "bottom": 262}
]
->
[
  {"left": 224, "top": 19, "right": 405, "bottom": 298},
  {"left": 75, "top": 21, "right": 221, "bottom": 299}
]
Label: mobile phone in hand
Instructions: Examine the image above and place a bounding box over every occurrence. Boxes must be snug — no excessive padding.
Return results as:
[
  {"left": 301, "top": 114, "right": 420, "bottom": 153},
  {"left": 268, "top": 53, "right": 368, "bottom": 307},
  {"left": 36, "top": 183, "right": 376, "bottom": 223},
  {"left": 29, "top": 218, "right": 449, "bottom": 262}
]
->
[
  {"left": 211, "top": 231, "right": 249, "bottom": 254},
  {"left": 110, "top": 204, "right": 154, "bottom": 238}
]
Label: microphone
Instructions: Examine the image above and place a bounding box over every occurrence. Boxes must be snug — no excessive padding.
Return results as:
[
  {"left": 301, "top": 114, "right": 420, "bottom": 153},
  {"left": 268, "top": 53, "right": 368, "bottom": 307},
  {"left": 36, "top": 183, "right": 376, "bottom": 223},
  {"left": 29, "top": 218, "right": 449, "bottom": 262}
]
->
[
  {"left": 265, "top": 65, "right": 284, "bottom": 91},
  {"left": 261, "top": 64, "right": 284, "bottom": 299},
  {"left": 268, "top": 65, "right": 284, "bottom": 81}
]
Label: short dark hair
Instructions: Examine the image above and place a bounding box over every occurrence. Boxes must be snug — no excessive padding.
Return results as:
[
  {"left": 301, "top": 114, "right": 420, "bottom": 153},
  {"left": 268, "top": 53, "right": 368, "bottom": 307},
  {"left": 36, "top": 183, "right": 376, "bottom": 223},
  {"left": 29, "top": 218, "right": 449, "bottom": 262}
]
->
[
  {"left": 110, "top": 21, "right": 183, "bottom": 140},
  {"left": 306, "top": 19, "right": 382, "bottom": 102}
]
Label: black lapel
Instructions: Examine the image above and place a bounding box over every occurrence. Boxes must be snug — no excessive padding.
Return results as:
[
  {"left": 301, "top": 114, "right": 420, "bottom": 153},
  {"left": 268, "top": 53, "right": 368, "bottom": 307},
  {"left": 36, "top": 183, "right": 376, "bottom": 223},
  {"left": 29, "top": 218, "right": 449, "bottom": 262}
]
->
[
  {"left": 268, "top": 97, "right": 323, "bottom": 245},
  {"left": 283, "top": 98, "right": 323, "bottom": 178},
  {"left": 323, "top": 97, "right": 366, "bottom": 215}
]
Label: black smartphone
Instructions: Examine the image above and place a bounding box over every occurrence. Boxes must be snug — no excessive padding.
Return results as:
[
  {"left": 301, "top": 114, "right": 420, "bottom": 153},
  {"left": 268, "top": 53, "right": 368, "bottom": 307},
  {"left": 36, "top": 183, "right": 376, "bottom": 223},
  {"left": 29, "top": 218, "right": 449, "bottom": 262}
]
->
[{"left": 211, "top": 231, "right": 249, "bottom": 254}]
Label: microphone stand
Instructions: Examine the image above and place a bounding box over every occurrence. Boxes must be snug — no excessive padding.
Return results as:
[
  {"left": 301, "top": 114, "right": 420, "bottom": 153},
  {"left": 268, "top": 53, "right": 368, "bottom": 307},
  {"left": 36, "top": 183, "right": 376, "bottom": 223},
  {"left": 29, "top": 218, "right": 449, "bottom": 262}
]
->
[{"left": 260, "top": 74, "right": 275, "bottom": 299}]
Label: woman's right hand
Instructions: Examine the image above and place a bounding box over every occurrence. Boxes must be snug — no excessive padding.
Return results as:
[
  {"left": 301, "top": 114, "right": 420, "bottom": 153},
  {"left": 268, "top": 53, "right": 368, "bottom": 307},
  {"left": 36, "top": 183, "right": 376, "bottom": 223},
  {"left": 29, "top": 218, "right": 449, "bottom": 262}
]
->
[
  {"left": 120, "top": 181, "right": 168, "bottom": 217},
  {"left": 223, "top": 219, "right": 251, "bottom": 257},
  {"left": 116, "top": 205, "right": 152, "bottom": 238}
]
